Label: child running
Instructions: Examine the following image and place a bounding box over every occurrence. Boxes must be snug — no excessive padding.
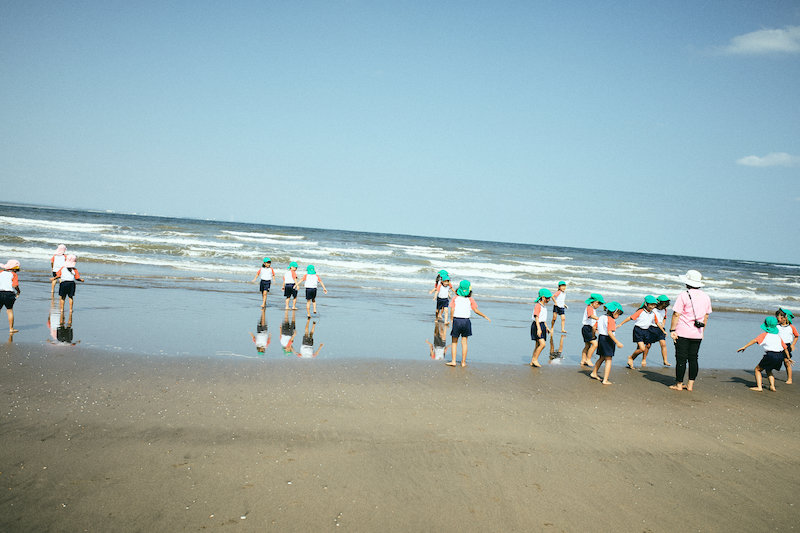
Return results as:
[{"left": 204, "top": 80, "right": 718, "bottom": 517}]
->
[
  {"left": 50, "top": 244, "right": 67, "bottom": 298},
  {"left": 251, "top": 257, "right": 275, "bottom": 308},
  {"left": 651, "top": 295, "right": 672, "bottom": 366},
  {"left": 52, "top": 255, "right": 84, "bottom": 319},
  {"left": 550, "top": 281, "right": 568, "bottom": 334},
  {"left": 283, "top": 261, "right": 300, "bottom": 310},
  {"left": 0, "top": 260, "right": 22, "bottom": 334},
  {"left": 296, "top": 265, "right": 328, "bottom": 316},
  {"left": 580, "top": 293, "right": 605, "bottom": 367},
  {"left": 447, "top": 280, "right": 490, "bottom": 367},
  {"left": 617, "top": 295, "right": 663, "bottom": 369},
  {"left": 590, "top": 301, "right": 624, "bottom": 385},
  {"left": 530, "top": 289, "right": 553, "bottom": 368},
  {"left": 775, "top": 308, "right": 797, "bottom": 384},
  {"left": 428, "top": 270, "right": 453, "bottom": 323},
  {"left": 737, "top": 316, "right": 791, "bottom": 391}
]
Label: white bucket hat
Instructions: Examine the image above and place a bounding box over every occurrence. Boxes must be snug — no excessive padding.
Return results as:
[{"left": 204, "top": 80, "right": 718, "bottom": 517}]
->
[{"left": 680, "top": 269, "right": 704, "bottom": 288}]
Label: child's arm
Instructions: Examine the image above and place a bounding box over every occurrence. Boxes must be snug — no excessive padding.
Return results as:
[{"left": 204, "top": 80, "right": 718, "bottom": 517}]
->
[
  {"left": 314, "top": 343, "right": 325, "bottom": 357},
  {"left": 75, "top": 269, "right": 85, "bottom": 282},
  {"left": 608, "top": 331, "right": 623, "bottom": 348},
  {"left": 474, "top": 308, "right": 491, "bottom": 322},
  {"left": 617, "top": 316, "right": 632, "bottom": 327},
  {"left": 737, "top": 338, "right": 758, "bottom": 352},
  {"left": 319, "top": 278, "right": 328, "bottom": 294}
]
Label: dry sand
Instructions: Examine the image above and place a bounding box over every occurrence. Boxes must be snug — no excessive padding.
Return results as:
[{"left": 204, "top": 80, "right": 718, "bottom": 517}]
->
[{"left": 1, "top": 344, "right": 798, "bottom": 532}]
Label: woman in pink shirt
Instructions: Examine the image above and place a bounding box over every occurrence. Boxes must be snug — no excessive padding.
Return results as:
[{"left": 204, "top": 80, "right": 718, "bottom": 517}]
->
[{"left": 668, "top": 270, "right": 712, "bottom": 392}]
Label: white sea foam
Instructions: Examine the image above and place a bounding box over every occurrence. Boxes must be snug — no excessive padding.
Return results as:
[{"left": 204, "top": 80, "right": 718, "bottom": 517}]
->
[
  {"left": 221, "top": 230, "right": 307, "bottom": 241},
  {"left": 0, "top": 215, "right": 116, "bottom": 233}
]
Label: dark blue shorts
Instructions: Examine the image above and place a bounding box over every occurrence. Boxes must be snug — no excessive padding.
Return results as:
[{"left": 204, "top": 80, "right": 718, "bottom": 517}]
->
[
  {"left": 632, "top": 325, "right": 651, "bottom": 344},
  {"left": 531, "top": 321, "right": 547, "bottom": 341},
  {"left": 649, "top": 325, "right": 666, "bottom": 342},
  {"left": 306, "top": 288, "right": 317, "bottom": 301},
  {"left": 582, "top": 324, "right": 596, "bottom": 342},
  {"left": 436, "top": 297, "right": 450, "bottom": 310},
  {"left": 59, "top": 281, "right": 76, "bottom": 298},
  {"left": 552, "top": 305, "right": 565, "bottom": 316},
  {"left": 597, "top": 334, "right": 616, "bottom": 357},
  {"left": 0, "top": 291, "right": 15, "bottom": 309},
  {"left": 451, "top": 317, "right": 472, "bottom": 338},
  {"left": 284, "top": 284, "right": 297, "bottom": 298},
  {"left": 259, "top": 280, "right": 271, "bottom": 292},
  {"left": 758, "top": 351, "right": 784, "bottom": 372}
]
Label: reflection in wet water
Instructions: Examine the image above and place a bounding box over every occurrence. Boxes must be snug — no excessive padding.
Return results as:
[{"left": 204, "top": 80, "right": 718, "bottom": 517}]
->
[
  {"left": 549, "top": 332, "right": 566, "bottom": 363},
  {"left": 299, "top": 317, "right": 323, "bottom": 358},
  {"left": 426, "top": 319, "right": 448, "bottom": 360},
  {"left": 47, "top": 303, "right": 79, "bottom": 346},
  {"left": 251, "top": 307, "right": 271, "bottom": 354}
]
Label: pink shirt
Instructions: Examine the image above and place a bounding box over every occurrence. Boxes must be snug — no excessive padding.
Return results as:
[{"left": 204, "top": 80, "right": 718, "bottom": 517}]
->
[{"left": 672, "top": 289, "right": 712, "bottom": 339}]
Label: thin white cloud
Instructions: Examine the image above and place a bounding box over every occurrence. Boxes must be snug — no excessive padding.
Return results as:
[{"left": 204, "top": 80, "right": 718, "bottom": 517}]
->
[
  {"left": 736, "top": 152, "right": 800, "bottom": 167},
  {"left": 719, "top": 26, "right": 800, "bottom": 55}
]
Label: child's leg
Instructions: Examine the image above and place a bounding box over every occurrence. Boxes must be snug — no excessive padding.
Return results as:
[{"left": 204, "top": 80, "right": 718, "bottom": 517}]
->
[
  {"left": 590, "top": 356, "right": 602, "bottom": 379},
  {"left": 601, "top": 357, "right": 612, "bottom": 384},
  {"left": 766, "top": 370, "right": 776, "bottom": 391},
  {"left": 306, "top": 299, "right": 312, "bottom": 316},
  {"left": 284, "top": 297, "right": 289, "bottom": 310},
  {"left": 549, "top": 335, "right": 556, "bottom": 355},
  {"left": 447, "top": 337, "right": 458, "bottom": 366},
  {"left": 560, "top": 314, "right": 566, "bottom": 333},
  {"left": 460, "top": 337, "right": 468, "bottom": 367},
  {"left": 587, "top": 340, "right": 598, "bottom": 364},
  {"left": 785, "top": 358, "right": 792, "bottom": 384},
  {"left": 628, "top": 342, "right": 645, "bottom": 367},
  {"left": 659, "top": 340, "right": 670, "bottom": 365},
  {"left": 641, "top": 344, "right": 651, "bottom": 366},
  {"left": 7, "top": 308, "right": 16, "bottom": 333},
  {"left": 750, "top": 366, "right": 763, "bottom": 391},
  {"left": 531, "top": 339, "right": 545, "bottom": 367},
  {"left": 312, "top": 297, "right": 318, "bottom": 314},
  {"left": 581, "top": 342, "right": 589, "bottom": 365}
]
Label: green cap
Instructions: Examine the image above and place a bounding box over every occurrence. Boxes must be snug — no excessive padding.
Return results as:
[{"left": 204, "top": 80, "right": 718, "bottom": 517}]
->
[
  {"left": 558, "top": 280, "right": 566, "bottom": 287},
  {"left": 778, "top": 308, "right": 794, "bottom": 324},
  {"left": 307, "top": 265, "right": 316, "bottom": 274},
  {"left": 288, "top": 261, "right": 298, "bottom": 269},
  {"left": 640, "top": 295, "right": 657, "bottom": 308},
  {"left": 263, "top": 257, "right": 271, "bottom": 263},
  {"left": 605, "top": 301, "right": 624, "bottom": 314},
  {"left": 538, "top": 288, "right": 553, "bottom": 299},
  {"left": 761, "top": 316, "right": 779, "bottom": 334},
  {"left": 585, "top": 293, "right": 605, "bottom": 305},
  {"left": 657, "top": 295, "right": 670, "bottom": 302},
  {"left": 440, "top": 271, "right": 450, "bottom": 281},
  {"left": 456, "top": 280, "right": 471, "bottom": 297}
]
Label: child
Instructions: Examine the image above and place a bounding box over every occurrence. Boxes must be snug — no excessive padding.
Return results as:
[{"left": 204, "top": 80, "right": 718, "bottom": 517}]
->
[
  {"left": 250, "top": 307, "right": 271, "bottom": 354},
  {"left": 251, "top": 257, "right": 275, "bottom": 308},
  {"left": 0, "top": 260, "right": 21, "bottom": 334},
  {"left": 280, "top": 308, "right": 297, "bottom": 355},
  {"left": 530, "top": 288, "right": 553, "bottom": 368},
  {"left": 425, "top": 319, "right": 448, "bottom": 360},
  {"left": 299, "top": 316, "right": 324, "bottom": 358},
  {"left": 651, "top": 295, "right": 671, "bottom": 366},
  {"left": 428, "top": 270, "right": 453, "bottom": 323},
  {"left": 50, "top": 244, "right": 67, "bottom": 298},
  {"left": 737, "top": 316, "right": 791, "bottom": 391},
  {"left": 296, "top": 265, "right": 328, "bottom": 316},
  {"left": 52, "top": 255, "right": 84, "bottom": 320},
  {"left": 776, "top": 308, "right": 797, "bottom": 384},
  {"left": 283, "top": 261, "right": 299, "bottom": 310},
  {"left": 617, "top": 295, "right": 663, "bottom": 369},
  {"left": 447, "top": 280, "right": 490, "bottom": 367},
  {"left": 550, "top": 281, "right": 568, "bottom": 334},
  {"left": 580, "top": 293, "right": 605, "bottom": 367},
  {"left": 590, "top": 301, "right": 624, "bottom": 385}
]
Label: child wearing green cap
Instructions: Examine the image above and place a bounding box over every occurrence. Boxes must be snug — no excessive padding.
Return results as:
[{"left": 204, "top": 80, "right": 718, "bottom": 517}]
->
[
  {"left": 775, "top": 308, "right": 797, "bottom": 384},
  {"left": 446, "top": 280, "right": 490, "bottom": 367},
  {"left": 550, "top": 281, "right": 568, "bottom": 334},
  {"left": 428, "top": 271, "right": 453, "bottom": 323},
  {"left": 650, "top": 295, "right": 672, "bottom": 367},
  {"left": 296, "top": 265, "right": 328, "bottom": 317},
  {"left": 580, "top": 294, "right": 605, "bottom": 367},
  {"left": 617, "top": 295, "right": 663, "bottom": 369},
  {"left": 530, "top": 289, "right": 553, "bottom": 367},
  {"left": 590, "top": 302, "right": 624, "bottom": 385},
  {"left": 251, "top": 257, "right": 275, "bottom": 308},
  {"left": 737, "top": 317, "right": 791, "bottom": 391},
  {"left": 283, "top": 262, "right": 300, "bottom": 310}
]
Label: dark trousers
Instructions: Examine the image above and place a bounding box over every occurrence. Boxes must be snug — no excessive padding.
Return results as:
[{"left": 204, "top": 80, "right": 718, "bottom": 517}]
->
[{"left": 675, "top": 337, "right": 702, "bottom": 382}]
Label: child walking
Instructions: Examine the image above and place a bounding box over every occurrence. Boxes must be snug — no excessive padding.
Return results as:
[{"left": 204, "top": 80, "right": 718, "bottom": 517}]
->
[
  {"left": 447, "top": 280, "right": 490, "bottom": 367},
  {"left": 737, "top": 316, "right": 791, "bottom": 391},
  {"left": 50, "top": 244, "right": 67, "bottom": 298},
  {"left": 530, "top": 289, "right": 553, "bottom": 368},
  {"left": 296, "top": 265, "right": 328, "bottom": 316},
  {"left": 651, "top": 295, "right": 671, "bottom": 366},
  {"left": 617, "top": 295, "right": 663, "bottom": 369},
  {"left": 0, "top": 260, "right": 21, "bottom": 334},
  {"left": 52, "top": 255, "right": 84, "bottom": 320},
  {"left": 580, "top": 293, "right": 605, "bottom": 367},
  {"left": 428, "top": 270, "right": 453, "bottom": 323},
  {"left": 283, "top": 261, "right": 299, "bottom": 310},
  {"left": 550, "top": 281, "right": 568, "bottom": 334},
  {"left": 426, "top": 319, "right": 448, "bottom": 360},
  {"left": 590, "top": 301, "right": 624, "bottom": 385},
  {"left": 251, "top": 257, "right": 275, "bottom": 308},
  {"left": 775, "top": 308, "right": 797, "bottom": 384}
]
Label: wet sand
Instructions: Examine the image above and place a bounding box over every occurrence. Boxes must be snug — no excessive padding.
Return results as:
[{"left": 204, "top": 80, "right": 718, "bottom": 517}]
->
[{"left": 1, "top": 344, "right": 798, "bottom": 531}]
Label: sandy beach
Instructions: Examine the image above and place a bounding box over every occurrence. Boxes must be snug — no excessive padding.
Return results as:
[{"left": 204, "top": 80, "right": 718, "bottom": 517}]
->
[{"left": 1, "top": 343, "right": 798, "bottom": 532}]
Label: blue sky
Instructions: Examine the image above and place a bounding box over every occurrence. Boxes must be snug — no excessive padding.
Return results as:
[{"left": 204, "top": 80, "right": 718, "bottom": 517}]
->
[{"left": 1, "top": 1, "right": 799, "bottom": 263}]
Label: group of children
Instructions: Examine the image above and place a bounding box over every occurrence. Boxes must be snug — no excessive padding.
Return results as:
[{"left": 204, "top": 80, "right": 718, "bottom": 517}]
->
[
  {"left": 428, "top": 274, "right": 797, "bottom": 391},
  {"left": 251, "top": 257, "right": 327, "bottom": 316}
]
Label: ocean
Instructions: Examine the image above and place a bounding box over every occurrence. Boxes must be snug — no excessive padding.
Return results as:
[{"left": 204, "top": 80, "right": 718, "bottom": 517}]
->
[{"left": 1, "top": 203, "right": 798, "bottom": 368}]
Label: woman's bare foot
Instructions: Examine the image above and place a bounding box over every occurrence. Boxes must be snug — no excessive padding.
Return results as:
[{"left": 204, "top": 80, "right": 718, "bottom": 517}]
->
[
  {"left": 669, "top": 384, "right": 683, "bottom": 391},
  {"left": 445, "top": 361, "right": 457, "bottom": 367},
  {"left": 749, "top": 386, "right": 763, "bottom": 391}
]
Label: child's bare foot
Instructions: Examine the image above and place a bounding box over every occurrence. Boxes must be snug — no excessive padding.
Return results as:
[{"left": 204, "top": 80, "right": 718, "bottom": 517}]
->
[
  {"left": 640, "top": 361, "right": 647, "bottom": 367},
  {"left": 561, "top": 330, "right": 567, "bottom": 334},
  {"left": 786, "top": 380, "right": 793, "bottom": 384},
  {"left": 589, "top": 372, "right": 600, "bottom": 381},
  {"left": 769, "top": 385, "right": 777, "bottom": 391},
  {"left": 626, "top": 358, "right": 636, "bottom": 369},
  {"left": 601, "top": 380, "right": 612, "bottom": 385},
  {"left": 445, "top": 361, "right": 457, "bottom": 367},
  {"left": 461, "top": 361, "right": 467, "bottom": 367},
  {"left": 669, "top": 384, "right": 683, "bottom": 391},
  {"left": 10, "top": 328, "right": 19, "bottom": 333},
  {"left": 749, "top": 386, "right": 763, "bottom": 391},
  {"left": 663, "top": 361, "right": 671, "bottom": 367},
  {"left": 530, "top": 361, "right": 541, "bottom": 368}
]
